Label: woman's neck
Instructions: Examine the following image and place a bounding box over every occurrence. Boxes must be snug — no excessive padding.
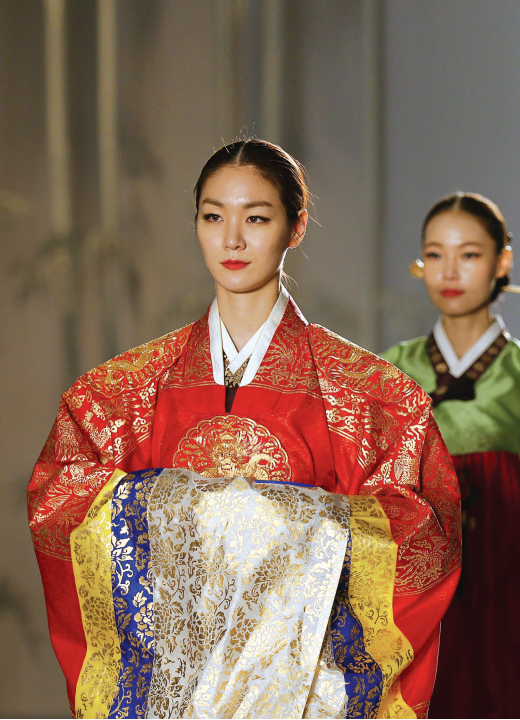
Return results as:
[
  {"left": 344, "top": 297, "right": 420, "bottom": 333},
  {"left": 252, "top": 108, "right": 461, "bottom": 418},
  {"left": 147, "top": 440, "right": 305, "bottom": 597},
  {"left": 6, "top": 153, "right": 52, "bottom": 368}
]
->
[
  {"left": 441, "top": 305, "right": 494, "bottom": 359},
  {"left": 217, "top": 278, "right": 281, "bottom": 352}
]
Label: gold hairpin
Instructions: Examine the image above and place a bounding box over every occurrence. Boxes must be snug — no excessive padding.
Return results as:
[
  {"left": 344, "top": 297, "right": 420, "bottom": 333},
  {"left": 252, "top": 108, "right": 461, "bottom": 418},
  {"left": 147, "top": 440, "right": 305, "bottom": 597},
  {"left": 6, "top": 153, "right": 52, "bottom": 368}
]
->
[{"left": 409, "top": 259, "right": 424, "bottom": 278}]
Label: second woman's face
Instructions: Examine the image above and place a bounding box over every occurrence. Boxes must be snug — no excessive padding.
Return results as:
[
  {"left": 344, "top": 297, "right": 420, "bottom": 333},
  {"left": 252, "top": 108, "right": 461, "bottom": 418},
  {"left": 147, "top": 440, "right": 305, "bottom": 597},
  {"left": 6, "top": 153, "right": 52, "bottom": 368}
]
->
[
  {"left": 422, "top": 210, "right": 510, "bottom": 317},
  {"left": 196, "top": 165, "right": 304, "bottom": 295}
]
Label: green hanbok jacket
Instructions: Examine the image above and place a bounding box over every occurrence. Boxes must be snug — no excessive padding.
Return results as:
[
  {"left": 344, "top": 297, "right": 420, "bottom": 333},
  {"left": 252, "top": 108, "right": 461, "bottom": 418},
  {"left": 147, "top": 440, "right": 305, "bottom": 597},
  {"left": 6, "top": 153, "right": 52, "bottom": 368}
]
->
[{"left": 382, "top": 315, "right": 520, "bottom": 719}]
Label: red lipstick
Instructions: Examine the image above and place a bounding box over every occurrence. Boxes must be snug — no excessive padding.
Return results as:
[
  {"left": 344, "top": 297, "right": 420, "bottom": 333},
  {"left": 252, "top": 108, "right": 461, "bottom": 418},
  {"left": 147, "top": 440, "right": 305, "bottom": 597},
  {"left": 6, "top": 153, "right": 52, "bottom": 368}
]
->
[
  {"left": 221, "top": 260, "right": 250, "bottom": 270},
  {"left": 441, "top": 289, "right": 464, "bottom": 298}
]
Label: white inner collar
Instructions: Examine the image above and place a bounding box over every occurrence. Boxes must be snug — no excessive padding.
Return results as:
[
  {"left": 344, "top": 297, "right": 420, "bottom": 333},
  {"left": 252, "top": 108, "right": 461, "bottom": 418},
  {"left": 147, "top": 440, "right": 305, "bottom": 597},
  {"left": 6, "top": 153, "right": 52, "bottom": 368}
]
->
[
  {"left": 433, "top": 314, "right": 509, "bottom": 378},
  {"left": 208, "top": 286, "right": 290, "bottom": 386},
  {"left": 220, "top": 319, "right": 266, "bottom": 372}
]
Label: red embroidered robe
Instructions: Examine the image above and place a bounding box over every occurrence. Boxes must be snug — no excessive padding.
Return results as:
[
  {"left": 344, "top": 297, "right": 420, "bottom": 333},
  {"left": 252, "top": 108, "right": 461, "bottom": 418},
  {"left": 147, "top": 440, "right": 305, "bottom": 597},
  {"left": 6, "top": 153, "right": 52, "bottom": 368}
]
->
[{"left": 27, "top": 300, "right": 461, "bottom": 718}]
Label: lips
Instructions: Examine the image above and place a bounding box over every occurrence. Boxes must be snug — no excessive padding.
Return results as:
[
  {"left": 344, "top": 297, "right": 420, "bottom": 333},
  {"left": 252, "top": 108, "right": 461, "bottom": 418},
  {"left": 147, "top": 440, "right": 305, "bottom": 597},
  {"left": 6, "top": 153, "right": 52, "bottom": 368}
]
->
[
  {"left": 221, "top": 260, "right": 250, "bottom": 270},
  {"left": 441, "top": 289, "right": 464, "bottom": 298}
]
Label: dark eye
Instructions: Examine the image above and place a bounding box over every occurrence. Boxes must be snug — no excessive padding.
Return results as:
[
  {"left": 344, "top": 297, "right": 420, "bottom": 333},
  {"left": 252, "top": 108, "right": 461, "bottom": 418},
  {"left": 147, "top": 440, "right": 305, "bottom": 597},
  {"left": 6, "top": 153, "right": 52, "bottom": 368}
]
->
[
  {"left": 202, "top": 213, "right": 222, "bottom": 222},
  {"left": 425, "top": 252, "right": 441, "bottom": 259},
  {"left": 463, "top": 252, "right": 480, "bottom": 259},
  {"left": 247, "top": 215, "right": 270, "bottom": 224}
]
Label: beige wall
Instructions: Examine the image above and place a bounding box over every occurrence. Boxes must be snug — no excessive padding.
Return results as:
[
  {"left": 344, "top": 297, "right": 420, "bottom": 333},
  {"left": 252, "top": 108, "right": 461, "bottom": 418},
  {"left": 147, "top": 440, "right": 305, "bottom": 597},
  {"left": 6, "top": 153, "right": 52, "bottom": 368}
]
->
[
  {"left": 1, "top": 3, "right": 67, "bottom": 714},
  {"left": 0, "top": 1, "right": 369, "bottom": 715}
]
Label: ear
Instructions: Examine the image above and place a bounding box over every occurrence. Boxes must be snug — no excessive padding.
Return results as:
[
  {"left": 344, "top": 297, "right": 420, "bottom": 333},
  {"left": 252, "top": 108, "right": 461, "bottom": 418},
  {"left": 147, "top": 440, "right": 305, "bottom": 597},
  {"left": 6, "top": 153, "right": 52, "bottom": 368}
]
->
[
  {"left": 288, "top": 209, "right": 308, "bottom": 249},
  {"left": 496, "top": 245, "right": 513, "bottom": 278}
]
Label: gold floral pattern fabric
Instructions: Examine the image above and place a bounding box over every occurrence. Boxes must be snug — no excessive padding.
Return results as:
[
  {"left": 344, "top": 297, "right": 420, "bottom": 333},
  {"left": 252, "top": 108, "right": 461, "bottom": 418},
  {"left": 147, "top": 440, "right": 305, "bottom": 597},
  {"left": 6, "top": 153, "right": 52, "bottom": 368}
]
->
[
  {"left": 223, "top": 352, "right": 249, "bottom": 388},
  {"left": 71, "top": 469, "right": 126, "bottom": 719},
  {"left": 69, "top": 466, "right": 418, "bottom": 719},
  {"left": 308, "top": 325, "right": 417, "bottom": 470},
  {"left": 308, "top": 325, "right": 460, "bottom": 714},
  {"left": 145, "top": 468, "right": 351, "bottom": 719},
  {"left": 348, "top": 497, "right": 414, "bottom": 718},
  {"left": 109, "top": 470, "right": 161, "bottom": 718},
  {"left": 28, "top": 300, "right": 461, "bottom": 717},
  {"left": 28, "top": 326, "right": 191, "bottom": 559},
  {"left": 249, "top": 304, "right": 321, "bottom": 398},
  {"left": 302, "top": 623, "right": 349, "bottom": 720},
  {"left": 309, "top": 324, "right": 461, "bottom": 596}
]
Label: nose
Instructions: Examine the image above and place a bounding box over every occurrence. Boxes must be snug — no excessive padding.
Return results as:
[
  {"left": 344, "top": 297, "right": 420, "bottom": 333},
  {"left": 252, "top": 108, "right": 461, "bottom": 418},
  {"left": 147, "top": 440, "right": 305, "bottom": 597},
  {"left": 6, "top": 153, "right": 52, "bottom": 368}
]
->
[
  {"left": 223, "top": 219, "right": 245, "bottom": 251},
  {"left": 442, "top": 255, "right": 459, "bottom": 280}
]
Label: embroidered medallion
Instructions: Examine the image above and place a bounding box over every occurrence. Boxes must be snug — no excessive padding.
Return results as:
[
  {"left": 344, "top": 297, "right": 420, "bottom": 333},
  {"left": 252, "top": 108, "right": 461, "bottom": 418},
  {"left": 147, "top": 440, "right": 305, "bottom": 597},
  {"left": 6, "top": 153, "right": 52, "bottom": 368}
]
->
[{"left": 173, "top": 415, "right": 292, "bottom": 483}]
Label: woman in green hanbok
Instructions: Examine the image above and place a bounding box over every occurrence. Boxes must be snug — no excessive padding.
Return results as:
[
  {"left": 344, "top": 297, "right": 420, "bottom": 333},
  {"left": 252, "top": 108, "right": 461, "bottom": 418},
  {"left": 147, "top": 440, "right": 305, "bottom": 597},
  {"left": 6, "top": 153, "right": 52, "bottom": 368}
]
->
[{"left": 382, "top": 192, "right": 520, "bottom": 719}]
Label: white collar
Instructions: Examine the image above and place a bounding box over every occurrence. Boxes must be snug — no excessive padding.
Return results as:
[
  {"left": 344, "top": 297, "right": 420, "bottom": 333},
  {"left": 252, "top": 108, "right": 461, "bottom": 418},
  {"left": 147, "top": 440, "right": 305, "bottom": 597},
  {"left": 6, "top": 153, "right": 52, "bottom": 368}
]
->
[
  {"left": 433, "top": 314, "right": 509, "bottom": 378},
  {"left": 220, "top": 318, "right": 266, "bottom": 372},
  {"left": 208, "top": 286, "right": 290, "bottom": 386}
]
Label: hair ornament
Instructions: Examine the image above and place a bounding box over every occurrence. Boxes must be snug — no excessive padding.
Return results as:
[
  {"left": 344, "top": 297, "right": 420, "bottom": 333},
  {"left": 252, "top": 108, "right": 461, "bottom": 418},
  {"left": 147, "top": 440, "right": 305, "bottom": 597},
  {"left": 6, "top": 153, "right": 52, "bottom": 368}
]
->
[
  {"left": 409, "top": 259, "right": 424, "bottom": 279},
  {"left": 503, "top": 232, "right": 518, "bottom": 291}
]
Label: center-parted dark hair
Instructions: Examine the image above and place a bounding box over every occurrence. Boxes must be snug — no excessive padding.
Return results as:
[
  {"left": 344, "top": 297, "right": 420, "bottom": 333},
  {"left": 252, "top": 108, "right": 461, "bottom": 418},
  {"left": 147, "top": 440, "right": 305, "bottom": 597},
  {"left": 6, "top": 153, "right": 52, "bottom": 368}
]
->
[
  {"left": 194, "top": 138, "right": 309, "bottom": 221},
  {"left": 422, "top": 191, "right": 511, "bottom": 301}
]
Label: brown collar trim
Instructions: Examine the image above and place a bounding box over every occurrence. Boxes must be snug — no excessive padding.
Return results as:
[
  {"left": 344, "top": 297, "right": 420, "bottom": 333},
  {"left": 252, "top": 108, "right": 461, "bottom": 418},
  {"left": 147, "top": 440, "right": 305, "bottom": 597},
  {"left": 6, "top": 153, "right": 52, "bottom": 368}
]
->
[{"left": 427, "top": 331, "right": 509, "bottom": 406}]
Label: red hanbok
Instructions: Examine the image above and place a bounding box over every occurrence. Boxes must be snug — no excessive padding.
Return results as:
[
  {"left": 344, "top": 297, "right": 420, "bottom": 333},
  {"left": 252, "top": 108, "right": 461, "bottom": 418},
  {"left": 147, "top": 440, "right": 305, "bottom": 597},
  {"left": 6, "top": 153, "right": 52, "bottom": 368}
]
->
[{"left": 28, "top": 297, "right": 461, "bottom": 718}]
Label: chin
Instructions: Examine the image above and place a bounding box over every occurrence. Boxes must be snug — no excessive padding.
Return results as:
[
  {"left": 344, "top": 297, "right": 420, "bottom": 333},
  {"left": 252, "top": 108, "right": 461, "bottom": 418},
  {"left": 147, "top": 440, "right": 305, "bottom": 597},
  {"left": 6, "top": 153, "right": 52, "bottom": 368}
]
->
[
  {"left": 217, "top": 278, "right": 256, "bottom": 294},
  {"left": 428, "top": 291, "right": 480, "bottom": 318},
  {"left": 437, "top": 301, "right": 465, "bottom": 315},
  {"left": 217, "top": 270, "right": 279, "bottom": 293},
  {"left": 440, "top": 301, "right": 489, "bottom": 318}
]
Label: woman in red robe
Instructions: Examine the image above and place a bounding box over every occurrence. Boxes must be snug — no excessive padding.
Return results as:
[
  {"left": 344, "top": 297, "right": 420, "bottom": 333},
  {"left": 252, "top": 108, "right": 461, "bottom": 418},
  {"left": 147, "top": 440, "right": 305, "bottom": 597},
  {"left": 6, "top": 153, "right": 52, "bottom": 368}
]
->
[{"left": 28, "top": 139, "right": 461, "bottom": 719}]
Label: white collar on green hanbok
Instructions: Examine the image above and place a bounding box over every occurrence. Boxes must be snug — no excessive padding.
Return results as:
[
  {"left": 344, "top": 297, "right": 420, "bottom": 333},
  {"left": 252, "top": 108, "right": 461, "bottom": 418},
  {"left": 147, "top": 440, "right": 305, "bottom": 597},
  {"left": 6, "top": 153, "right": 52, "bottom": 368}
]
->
[{"left": 433, "top": 314, "right": 509, "bottom": 378}]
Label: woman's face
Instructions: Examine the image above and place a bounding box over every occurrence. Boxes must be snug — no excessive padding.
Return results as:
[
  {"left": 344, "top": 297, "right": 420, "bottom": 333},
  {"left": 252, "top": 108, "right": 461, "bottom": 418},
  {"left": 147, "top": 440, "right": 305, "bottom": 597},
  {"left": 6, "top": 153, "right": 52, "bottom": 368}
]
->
[
  {"left": 196, "top": 165, "right": 306, "bottom": 295},
  {"left": 422, "top": 209, "right": 511, "bottom": 317}
]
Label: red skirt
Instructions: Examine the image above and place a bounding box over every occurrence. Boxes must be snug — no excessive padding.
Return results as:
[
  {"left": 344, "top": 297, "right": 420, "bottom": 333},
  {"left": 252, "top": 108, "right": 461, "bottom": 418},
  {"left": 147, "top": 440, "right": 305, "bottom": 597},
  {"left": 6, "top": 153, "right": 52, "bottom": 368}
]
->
[{"left": 429, "top": 451, "right": 520, "bottom": 719}]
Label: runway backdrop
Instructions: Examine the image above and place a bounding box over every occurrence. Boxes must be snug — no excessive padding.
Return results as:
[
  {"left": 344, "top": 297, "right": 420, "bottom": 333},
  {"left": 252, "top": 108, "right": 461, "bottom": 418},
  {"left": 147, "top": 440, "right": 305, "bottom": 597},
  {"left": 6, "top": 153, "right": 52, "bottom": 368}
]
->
[{"left": 1, "top": 1, "right": 519, "bottom": 716}]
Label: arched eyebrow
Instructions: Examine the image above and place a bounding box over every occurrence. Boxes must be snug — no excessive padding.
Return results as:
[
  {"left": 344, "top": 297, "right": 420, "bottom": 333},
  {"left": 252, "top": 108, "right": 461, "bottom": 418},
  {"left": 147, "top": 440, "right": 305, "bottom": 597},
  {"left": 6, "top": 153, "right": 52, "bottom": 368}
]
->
[
  {"left": 243, "top": 200, "right": 274, "bottom": 209},
  {"left": 424, "top": 240, "right": 484, "bottom": 247},
  {"left": 200, "top": 198, "right": 274, "bottom": 209},
  {"left": 201, "top": 197, "right": 224, "bottom": 207}
]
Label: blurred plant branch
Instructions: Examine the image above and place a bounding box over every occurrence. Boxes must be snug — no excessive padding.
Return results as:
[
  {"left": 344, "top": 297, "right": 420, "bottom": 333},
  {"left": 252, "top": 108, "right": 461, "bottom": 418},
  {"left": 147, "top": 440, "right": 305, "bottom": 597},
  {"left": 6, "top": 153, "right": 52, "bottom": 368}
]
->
[
  {"left": 11, "top": 227, "right": 124, "bottom": 384},
  {"left": 0, "top": 189, "right": 32, "bottom": 220},
  {"left": 8, "top": 124, "right": 164, "bottom": 385}
]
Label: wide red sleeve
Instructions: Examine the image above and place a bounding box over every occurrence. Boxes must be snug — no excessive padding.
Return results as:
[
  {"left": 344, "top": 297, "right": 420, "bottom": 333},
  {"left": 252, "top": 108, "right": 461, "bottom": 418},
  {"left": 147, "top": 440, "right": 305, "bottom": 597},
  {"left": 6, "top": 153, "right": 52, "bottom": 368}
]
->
[
  {"left": 365, "top": 407, "right": 461, "bottom": 718},
  {"left": 310, "top": 325, "right": 461, "bottom": 718},
  {"left": 26, "top": 326, "right": 191, "bottom": 711}
]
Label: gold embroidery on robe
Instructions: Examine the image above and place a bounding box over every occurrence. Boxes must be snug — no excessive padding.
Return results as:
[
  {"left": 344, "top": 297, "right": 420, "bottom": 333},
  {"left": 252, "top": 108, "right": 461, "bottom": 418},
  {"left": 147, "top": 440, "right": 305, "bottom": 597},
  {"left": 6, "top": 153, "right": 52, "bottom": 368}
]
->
[
  {"left": 310, "top": 326, "right": 461, "bottom": 596},
  {"left": 29, "top": 326, "right": 191, "bottom": 560},
  {"left": 174, "top": 415, "right": 292, "bottom": 483},
  {"left": 71, "top": 469, "right": 126, "bottom": 718},
  {"left": 162, "top": 303, "right": 323, "bottom": 399}
]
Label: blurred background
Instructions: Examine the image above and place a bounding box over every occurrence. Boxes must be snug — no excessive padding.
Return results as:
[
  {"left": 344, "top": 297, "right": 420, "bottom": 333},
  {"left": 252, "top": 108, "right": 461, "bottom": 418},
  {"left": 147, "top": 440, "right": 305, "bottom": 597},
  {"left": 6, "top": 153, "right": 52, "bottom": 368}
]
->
[{"left": 1, "top": 0, "right": 520, "bottom": 716}]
